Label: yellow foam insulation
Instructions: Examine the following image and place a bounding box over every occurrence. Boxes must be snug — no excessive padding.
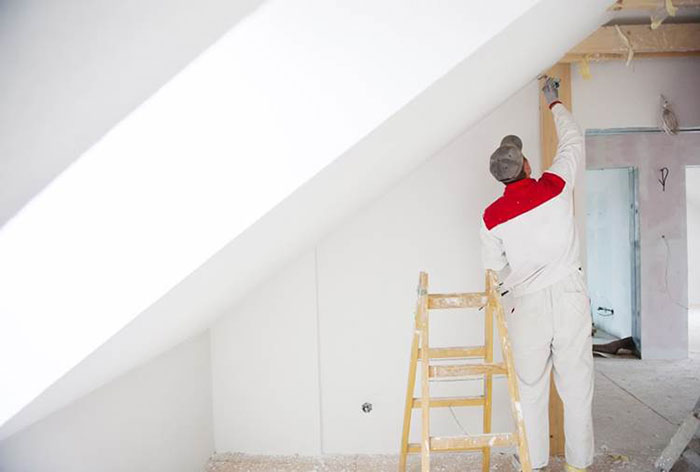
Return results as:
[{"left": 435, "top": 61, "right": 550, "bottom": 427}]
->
[
  {"left": 665, "top": 0, "right": 678, "bottom": 16},
  {"left": 578, "top": 56, "right": 592, "bottom": 80},
  {"left": 652, "top": 0, "right": 677, "bottom": 28},
  {"left": 615, "top": 25, "right": 635, "bottom": 66},
  {"left": 651, "top": 12, "right": 667, "bottom": 29}
]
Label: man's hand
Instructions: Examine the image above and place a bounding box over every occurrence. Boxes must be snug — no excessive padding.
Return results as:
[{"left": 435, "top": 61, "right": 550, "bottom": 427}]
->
[{"left": 542, "top": 76, "right": 560, "bottom": 107}]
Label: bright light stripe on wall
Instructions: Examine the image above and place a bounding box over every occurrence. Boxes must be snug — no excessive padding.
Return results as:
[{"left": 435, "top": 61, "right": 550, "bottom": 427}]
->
[{"left": 0, "top": 0, "right": 537, "bottom": 427}]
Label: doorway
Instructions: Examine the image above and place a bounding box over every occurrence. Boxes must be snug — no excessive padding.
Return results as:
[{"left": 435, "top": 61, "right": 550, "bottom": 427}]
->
[{"left": 585, "top": 167, "right": 640, "bottom": 348}]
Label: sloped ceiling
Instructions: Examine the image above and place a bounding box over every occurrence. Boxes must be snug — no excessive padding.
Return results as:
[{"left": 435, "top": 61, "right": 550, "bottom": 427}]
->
[
  {"left": 0, "top": 0, "right": 265, "bottom": 228},
  {"left": 0, "top": 0, "right": 612, "bottom": 440}
]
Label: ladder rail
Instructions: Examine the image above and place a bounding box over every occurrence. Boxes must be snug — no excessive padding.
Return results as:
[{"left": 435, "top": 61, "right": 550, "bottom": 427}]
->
[
  {"left": 418, "top": 273, "right": 431, "bottom": 471},
  {"left": 398, "top": 270, "right": 532, "bottom": 472},
  {"left": 482, "top": 271, "right": 495, "bottom": 472},
  {"left": 398, "top": 326, "right": 419, "bottom": 471}
]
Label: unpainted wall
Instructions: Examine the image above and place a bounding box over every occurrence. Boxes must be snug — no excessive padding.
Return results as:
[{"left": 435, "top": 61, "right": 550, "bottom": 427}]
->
[
  {"left": 0, "top": 333, "right": 214, "bottom": 472},
  {"left": 210, "top": 57, "right": 700, "bottom": 454},
  {"left": 574, "top": 57, "right": 700, "bottom": 359},
  {"left": 587, "top": 132, "right": 700, "bottom": 359},
  {"left": 210, "top": 81, "right": 543, "bottom": 454}
]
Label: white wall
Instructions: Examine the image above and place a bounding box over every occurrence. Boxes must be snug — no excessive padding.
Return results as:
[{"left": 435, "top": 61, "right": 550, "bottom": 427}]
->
[
  {"left": 575, "top": 57, "right": 700, "bottom": 358},
  {"left": 210, "top": 57, "right": 700, "bottom": 454},
  {"left": 210, "top": 253, "right": 321, "bottom": 455},
  {"left": 572, "top": 57, "right": 700, "bottom": 130},
  {"left": 586, "top": 132, "right": 700, "bottom": 359},
  {"left": 1, "top": 0, "right": 611, "bottom": 439},
  {"left": 0, "top": 333, "right": 214, "bottom": 472},
  {"left": 686, "top": 167, "right": 700, "bottom": 307},
  {"left": 211, "top": 81, "right": 542, "bottom": 454}
]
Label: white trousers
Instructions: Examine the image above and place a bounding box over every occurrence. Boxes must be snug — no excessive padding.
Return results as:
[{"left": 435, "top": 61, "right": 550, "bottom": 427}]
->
[{"left": 507, "top": 270, "right": 594, "bottom": 469}]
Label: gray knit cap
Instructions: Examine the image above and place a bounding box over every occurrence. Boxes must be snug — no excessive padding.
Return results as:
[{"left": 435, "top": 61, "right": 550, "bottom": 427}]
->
[{"left": 489, "top": 135, "right": 524, "bottom": 183}]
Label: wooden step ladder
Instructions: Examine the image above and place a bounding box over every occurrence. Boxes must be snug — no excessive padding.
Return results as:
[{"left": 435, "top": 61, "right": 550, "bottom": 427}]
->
[{"left": 398, "top": 270, "right": 532, "bottom": 472}]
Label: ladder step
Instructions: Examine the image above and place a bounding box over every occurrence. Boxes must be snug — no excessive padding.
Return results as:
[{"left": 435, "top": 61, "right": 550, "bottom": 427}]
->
[
  {"left": 418, "top": 346, "right": 485, "bottom": 359},
  {"left": 429, "top": 363, "right": 507, "bottom": 378},
  {"left": 412, "top": 396, "right": 485, "bottom": 408},
  {"left": 428, "top": 293, "right": 488, "bottom": 310},
  {"left": 406, "top": 433, "right": 516, "bottom": 453}
]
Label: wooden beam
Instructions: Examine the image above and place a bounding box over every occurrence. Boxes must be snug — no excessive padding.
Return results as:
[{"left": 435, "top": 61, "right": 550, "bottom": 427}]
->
[
  {"left": 539, "top": 63, "right": 569, "bottom": 457},
  {"left": 539, "top": 64, "right": 571, "bottom": 169},
  {"left": 562, "top": 23, "right": 700, "bottom": 63},
  {"left": 609, "top": 0, "right": 700, "bottom": 10}
]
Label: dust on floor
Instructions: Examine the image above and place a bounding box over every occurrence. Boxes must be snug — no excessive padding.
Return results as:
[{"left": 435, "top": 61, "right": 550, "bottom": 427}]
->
[{"left": 205, "top": 451, "right": 640, "bottom": 471}]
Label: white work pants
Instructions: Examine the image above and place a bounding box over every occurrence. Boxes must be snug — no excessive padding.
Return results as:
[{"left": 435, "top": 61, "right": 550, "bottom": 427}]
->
[{"left": 507, "top": 270, "right": 594, "bottom": 469}]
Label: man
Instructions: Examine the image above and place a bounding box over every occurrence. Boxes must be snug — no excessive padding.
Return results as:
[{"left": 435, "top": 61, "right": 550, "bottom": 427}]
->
[{"left": 480, "top": 78, "right": 593, "bottom": 472}]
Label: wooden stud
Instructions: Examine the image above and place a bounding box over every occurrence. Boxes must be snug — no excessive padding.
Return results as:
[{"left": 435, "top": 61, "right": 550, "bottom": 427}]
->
[
  {"left": 490, "top": 270, "right": 532, "bottom": 472},
  {"left": 562, "top": 50, "right": 700, "bottom": 63},
  {"left": 562, "top": 24, "right": 700, "bottom": 63},
  {"left": 418, "top": 272, "right": 431, "bottom": 471},
  {"left": 549, "top": 375, "right": 566, "bottom": 456},
  {"left": 428, "top": 293, "right": 487, "bottom": 309},
  {"left": 539, "top": 64, "right": 569, "bottom": 457},
  {"left": 539, "top": 63, "right": 571, "bottom": 168}
]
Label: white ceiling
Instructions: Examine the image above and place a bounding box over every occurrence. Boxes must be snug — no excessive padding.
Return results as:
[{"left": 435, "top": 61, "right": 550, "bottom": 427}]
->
[
  {"left": 0, "top": 0, "right": 266, "bottom": 229},
  {"left": 0, "top": 0, "right": 612, "bottom": 440}
]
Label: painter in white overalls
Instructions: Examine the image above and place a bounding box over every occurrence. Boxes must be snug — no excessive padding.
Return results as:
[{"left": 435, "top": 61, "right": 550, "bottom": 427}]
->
[{"left": 479, "top": 78, "right": 594, "bottom": 472}]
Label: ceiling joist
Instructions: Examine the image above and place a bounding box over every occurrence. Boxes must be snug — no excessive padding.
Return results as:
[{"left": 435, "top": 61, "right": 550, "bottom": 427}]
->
[
  {"left": 609, "top": 0, "right": 700, "bottom": 10},
  {"left": 561, "top": 23, "right": 700, "bottom": 63}
]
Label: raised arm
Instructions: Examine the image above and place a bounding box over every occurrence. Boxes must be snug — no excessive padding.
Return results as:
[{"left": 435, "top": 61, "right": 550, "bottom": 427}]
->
[{"left": 541, "top": 78, "right": 584, "bottom": 187}]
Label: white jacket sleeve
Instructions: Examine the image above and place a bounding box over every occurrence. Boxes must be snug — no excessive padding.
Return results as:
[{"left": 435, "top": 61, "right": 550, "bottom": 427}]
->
[
  {"left": 480, "top": 220, "right": 507, "bottom": 271},
  {"left": 547, "top": 103, "right": 584, "bottom": 187}
]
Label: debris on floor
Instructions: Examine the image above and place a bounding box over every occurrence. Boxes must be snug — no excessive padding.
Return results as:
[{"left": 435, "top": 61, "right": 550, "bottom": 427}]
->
[
  {"left": 593, "top": 336, "right": 638, "bottom": 358},
  {"left": 204, "top": 450, "right": 648, "bottom": 471}
]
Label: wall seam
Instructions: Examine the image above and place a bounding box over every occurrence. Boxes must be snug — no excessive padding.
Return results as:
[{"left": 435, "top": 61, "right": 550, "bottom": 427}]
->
[
  {"left": 314, "top": 246, "right": 325, "bottom": 455},
  {"left": 207, "top": 328, "right": 217, "bottom": 455}
]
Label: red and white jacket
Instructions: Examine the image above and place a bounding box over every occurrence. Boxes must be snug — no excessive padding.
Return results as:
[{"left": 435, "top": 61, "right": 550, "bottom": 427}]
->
[{"left": 481, "top": 102, "right": 584, "bottom": 297}]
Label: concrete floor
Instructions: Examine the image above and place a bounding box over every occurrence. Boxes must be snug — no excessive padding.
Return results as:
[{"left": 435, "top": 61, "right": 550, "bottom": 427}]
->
[{"left": 206, "top": 310, "right": 700, "bottom": 471}]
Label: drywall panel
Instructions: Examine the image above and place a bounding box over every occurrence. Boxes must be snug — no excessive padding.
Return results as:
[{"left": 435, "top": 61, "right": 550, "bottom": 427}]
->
[
  {"left": 587, "top": 132, "right": 700, "bottom": 359},
  {"left": 210, "top": 253, "right": 321, "bottom": 455},
  {"left": 317, "top": 83, "right": 543, "bottom": 453},
  {"left": 574, "top": 57, "right": 700, "bottom": 358},
  {"left": 687, "top": 166, "right": 700, "bottom": 307},
  {"left": 0, "top": 333, "right": 214, "bottom": 472},
  {"left": 572, "top": 57, "right": 700, "bottom": 131},
  {"left": 571, "top": 57, "right": 700, "bottom": 275},
  {"left": 0, "top": 0, "right": 611, "bottom": 441},
  {"left": 0, "top": 0, "right": 264, "bottom": 227}
]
